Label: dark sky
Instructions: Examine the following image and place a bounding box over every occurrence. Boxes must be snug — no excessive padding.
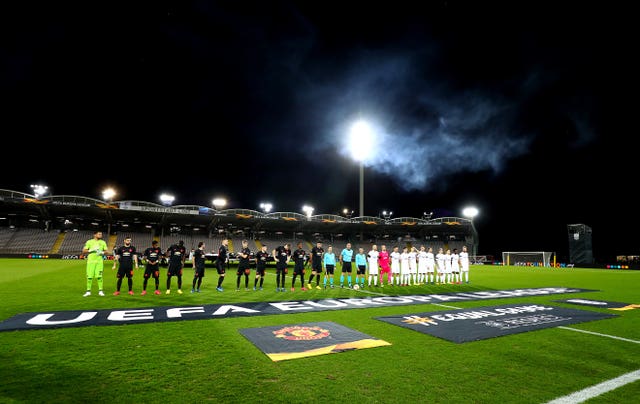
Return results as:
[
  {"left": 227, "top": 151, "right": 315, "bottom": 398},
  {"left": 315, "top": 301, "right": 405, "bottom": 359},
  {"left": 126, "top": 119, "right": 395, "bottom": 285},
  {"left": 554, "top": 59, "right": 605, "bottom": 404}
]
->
[{"left": 1, "top": 1, "right": 637, "bottom": 262}]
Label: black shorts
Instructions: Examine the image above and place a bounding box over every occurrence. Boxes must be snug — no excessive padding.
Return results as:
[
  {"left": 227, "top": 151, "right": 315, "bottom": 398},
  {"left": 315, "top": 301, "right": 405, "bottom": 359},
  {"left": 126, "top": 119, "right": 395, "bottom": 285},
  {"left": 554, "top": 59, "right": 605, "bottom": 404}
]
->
[
  {"left": 167, "top": 264, "right": 183, "bottom": 276},
  {"left": 144, "top": 266, "right": 159, "bottom": 279},
  {"left": 293, "top": 265, "right": 305, "bottom": 275},
  {"left": 312, "top": 262, "right": 322, "bottom": 273},
  {"left": 325, "top": 265, "right": 335, "bottom": 275},
  {"left": 216, "top": 261, "right": 226, "bottom": 275},
  {"left": 276, "top": 262, "right": 287, "bottom": 272},
  {"left": 117, "top": 268, "right": 134, "bottom": 279},
  {"left": 341, "top": 261, "right": 352, "bottom": 273},
  {"left": 357, "top": 265, "right": 366, "bottom": 275},
  {"left": 194, "top": 267, "right": 205, "bottom": 277},
  {"left": 256, "top": 267, "right": 266, "bottom": 277},
  {"left": 237, "top": 266, "right": 251, "bottom": 276}
]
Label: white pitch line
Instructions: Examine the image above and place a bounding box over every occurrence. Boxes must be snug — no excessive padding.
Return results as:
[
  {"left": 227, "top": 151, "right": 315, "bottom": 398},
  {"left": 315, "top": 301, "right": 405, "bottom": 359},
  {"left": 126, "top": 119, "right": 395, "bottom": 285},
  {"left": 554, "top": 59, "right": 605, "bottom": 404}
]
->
[
  {"left": 431, "top": 303, "right": 462, "bottom": 309},
  {"left": 354, "top": 288, "right": 388, "bottom": 296},
  {"left": 545, "top": 369, "right": 640, "bottom": 404},
  {"left": 558, "top": 326, "right": 640, "bottom": 344}
]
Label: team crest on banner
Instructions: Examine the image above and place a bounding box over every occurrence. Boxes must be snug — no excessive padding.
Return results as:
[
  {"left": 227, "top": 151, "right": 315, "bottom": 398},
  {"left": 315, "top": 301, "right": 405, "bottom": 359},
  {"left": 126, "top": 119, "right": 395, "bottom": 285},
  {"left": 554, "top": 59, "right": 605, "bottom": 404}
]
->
[{"left": 240, "top": 321, "right": 390, "bottom": 361}]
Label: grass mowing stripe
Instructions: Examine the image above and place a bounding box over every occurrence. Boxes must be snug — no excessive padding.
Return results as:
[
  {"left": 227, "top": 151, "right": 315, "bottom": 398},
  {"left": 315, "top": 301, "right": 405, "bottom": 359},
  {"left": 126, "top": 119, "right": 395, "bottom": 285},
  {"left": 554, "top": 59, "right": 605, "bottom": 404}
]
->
[
  {"left": 558, "top": 326, "right": 640, "bottom": 344},
  {"left": 431, "top": 303, "right": 463, "bottom": 309},
  {"left": 545, "top": 369, "right": 640, "bottom": 404}
]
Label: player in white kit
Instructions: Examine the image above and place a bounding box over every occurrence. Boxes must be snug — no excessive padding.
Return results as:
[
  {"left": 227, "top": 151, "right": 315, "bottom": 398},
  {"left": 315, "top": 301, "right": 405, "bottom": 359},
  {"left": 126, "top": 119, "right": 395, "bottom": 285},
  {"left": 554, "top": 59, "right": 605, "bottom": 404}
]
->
[
  {"left": 444, "top": 249, "right": 452, "bottom": 284},
  {"left": 436, "top": 247, "right": 446, "bottom": 284},
  {"left": 400, "top": 247, "right": 410, "bottom": 286},
  {"left": 408, "top": 246, "right": 418, "bottom": 285},
  {"left": 459, "top": 245, "right": 470, "bottom": 283},
  {"left": 417, "top": 246, "right": 428, "bottom": 285},
  {"left": 425, "top": 246, "right": 436, "bottom": 284},
  {"left": 367, "top": 245, "right": 380, "bottom": 286},
  {"left": 451, "top": 248, "right": 460, "bottom": 284},
  {"left": 390, "top": 246, "right": 401, "bottom": 286}
]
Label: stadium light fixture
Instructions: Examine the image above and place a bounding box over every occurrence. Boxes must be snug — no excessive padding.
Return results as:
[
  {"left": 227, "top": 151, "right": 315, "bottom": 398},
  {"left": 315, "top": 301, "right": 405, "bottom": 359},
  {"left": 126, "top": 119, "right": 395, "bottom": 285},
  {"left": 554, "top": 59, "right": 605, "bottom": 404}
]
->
[
  {"left": 343, "top": 208, "right": 354, "bottom": 218},
  {"left": 212, "top": 198, "right": 227, "bottom": 210},
  {"left": 30, "top": 184, "right": 49, "bottom": 199},
  {"left": 349, "top": 119, "right": 374, "bottom": 219},
  {"left": 259, "top": 202, "right": 273, "bottom": 213},
  {"left": 102, "top": 187, "right": 116, "bottom": 202},
  {"left": 462, "top": 206, "right": 479, "bottom": 219},
  {"left": 302, "top": 205, "right": 314, "bottom": 218},
  {"left": 159, "top": 193, "right": 175, "bottom": 206}
]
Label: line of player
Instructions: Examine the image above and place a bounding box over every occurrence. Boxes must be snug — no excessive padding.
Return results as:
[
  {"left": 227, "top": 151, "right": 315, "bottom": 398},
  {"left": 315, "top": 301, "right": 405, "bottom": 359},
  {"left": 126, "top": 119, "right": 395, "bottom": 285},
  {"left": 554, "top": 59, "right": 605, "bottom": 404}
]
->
[{"left": 81, "top": 231, "right": 470, "bottom": 297}]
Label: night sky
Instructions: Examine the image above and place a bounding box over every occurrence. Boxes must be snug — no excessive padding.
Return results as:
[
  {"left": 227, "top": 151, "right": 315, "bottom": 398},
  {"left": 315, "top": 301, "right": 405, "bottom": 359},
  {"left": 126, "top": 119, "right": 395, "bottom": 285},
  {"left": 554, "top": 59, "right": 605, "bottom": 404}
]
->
[{"left": 2, "top": 1, "right": 637, "bottom": 262}]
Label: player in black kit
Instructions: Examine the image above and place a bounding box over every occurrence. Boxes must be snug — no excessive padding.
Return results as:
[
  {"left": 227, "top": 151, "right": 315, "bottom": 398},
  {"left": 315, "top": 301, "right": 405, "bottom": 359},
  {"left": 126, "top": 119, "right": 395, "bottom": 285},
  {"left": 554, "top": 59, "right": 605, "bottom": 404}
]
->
[
  {"left": 236, "top": 240, "right": 251, "bottom": 291},
  {"left": 166, "top": 240, "right": 186, "bottom": 294},
  {"left": 272, "top": 243, "right": 290, "bottom": 292},
  {"left": 291, "top": 242, "right": 307, "bottom": 291},
  {"left": 112, "top": 237, "right": 138, "bottom": 295},
  {"left": 254, "top": 244, "right": 269, "bottom": 290},
  {"left": 308, "top": 241, "right": 324, "bottom": 290},
  {"left": 142, "top": 240, "right": 162, "bottom": 295},
  {"left": 216, "top": 238, "right": 229, "bottom": 292},
  {"left": 191, "top": 241, "right": 206, "bottom": 293}
]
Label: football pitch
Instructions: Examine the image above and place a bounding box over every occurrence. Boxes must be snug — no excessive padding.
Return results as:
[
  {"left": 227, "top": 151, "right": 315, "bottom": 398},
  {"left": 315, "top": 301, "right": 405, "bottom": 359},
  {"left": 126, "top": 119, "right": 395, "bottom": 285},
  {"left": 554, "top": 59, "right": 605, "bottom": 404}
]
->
[{"left": 0, "top": 259, "right": 638, "bottom": 403}]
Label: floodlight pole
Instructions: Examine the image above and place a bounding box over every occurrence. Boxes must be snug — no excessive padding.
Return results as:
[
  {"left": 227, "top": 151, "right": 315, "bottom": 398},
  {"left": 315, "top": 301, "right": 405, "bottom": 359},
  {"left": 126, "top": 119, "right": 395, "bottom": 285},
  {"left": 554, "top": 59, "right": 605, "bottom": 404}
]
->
[{"left": 359, "top": 162, "right": 364, "bottom": 242}]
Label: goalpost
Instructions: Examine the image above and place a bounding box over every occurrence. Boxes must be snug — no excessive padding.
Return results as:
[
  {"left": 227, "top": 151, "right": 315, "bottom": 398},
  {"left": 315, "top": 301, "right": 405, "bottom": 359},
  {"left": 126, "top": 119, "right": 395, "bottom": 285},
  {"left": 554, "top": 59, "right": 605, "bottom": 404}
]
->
[{"left": 502, "top": 251, "right": 553, "bottom": 267}]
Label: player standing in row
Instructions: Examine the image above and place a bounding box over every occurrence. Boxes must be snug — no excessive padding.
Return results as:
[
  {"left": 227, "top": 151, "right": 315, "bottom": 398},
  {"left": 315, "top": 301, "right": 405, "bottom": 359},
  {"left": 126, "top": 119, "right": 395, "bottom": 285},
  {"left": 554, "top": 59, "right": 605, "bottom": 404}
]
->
[
  {"left": 273, "top": 243, "right": 290, "bottom": 292},
  {"left": 408, "top": 246, "right": 418, "bottom": 285},
  {"left": 378, "top": 245, "right": 390, "bottom": 286},
  {"left": 142, "top": 240, "right": 162, "bottom": 295},
  {"left": 291, "top": 242, "right": 307, "bottom": 291},
  {"left": 191, "top": 241, "right": 206, "bottom": 293},
  {"left": 417, "top": 246, "right": 428, "bottom": 285},
  {"left": 436, "top": 247, "right": 446, "bottom": 284},
  {"left": 236, "top": 240, "right": 251, "bottom": 291},
  {"left": 451, "top": 248, "right": 461, "bottom": 284},
  {"left": 367, "top": 244, "right": 379, "bottom": 287},
  {"left": 166, "top": 240, "right": 186, "bottom": 294},
  {"left": 308, "top": 241, "right": 324, "bottom": 290},
  {"left": 390, "top": 246, "right": 401, "bottom": 285},
  {"left": 215, "top": 238, "right": 229, "bottom": 292},
  {"left": 459, "top": 245, "right": 470, "bottom": 283},
  {"left": 355, "top": 247, "right": 367, "bottom": 288},
  {"left": 425, "top": 246, "right": 436, "bottom": 284},
  {"left": 323, "top": 245, "right": 336, "bottom": 288},
  {"left": 400, "top": 246, "right": 410, "bottom": 286},
  {"left": 339, "top": 242, "right": 354, "bottom": 288},
  {"left": 254, "top": 244, "right": 269, "bottom": 290},
  {"left": 444, "top": 249, "right": 453, "bottom": 284},
  {"left": 82, "top": 230, "right": 107, "bottom": 297},
  {"left": 112, "top": 237, "right": 138, "bottom": 295}
]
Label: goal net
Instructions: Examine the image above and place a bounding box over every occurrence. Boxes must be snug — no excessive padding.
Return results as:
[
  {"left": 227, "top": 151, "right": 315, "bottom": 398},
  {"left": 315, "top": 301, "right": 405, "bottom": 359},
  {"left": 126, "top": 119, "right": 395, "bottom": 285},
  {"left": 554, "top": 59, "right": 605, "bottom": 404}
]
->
[{"left": 502, "top": 251, "right": 553, "bottom": 267}]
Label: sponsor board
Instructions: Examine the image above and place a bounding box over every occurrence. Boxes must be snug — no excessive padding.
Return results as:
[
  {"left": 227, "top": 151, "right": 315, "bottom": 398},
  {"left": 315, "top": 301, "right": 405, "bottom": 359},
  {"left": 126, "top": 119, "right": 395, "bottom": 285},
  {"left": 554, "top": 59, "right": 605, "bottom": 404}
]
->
[
  {"left": 240, "top": 321, "right": 390, "bottom": 361},
  {"left": 375, "top": 303, "right": 617, "bottom": 343},
  {"left": 0, "top": 287, "right": 594, "bottom": 332},
  {"left": 554, "top": 299, "right": 640, "bottom": 311}
]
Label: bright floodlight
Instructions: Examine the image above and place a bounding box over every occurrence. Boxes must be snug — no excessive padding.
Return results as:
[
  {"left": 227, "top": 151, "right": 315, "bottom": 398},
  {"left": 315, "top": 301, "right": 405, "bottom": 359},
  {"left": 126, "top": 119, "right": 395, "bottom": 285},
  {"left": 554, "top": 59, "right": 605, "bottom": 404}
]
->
[
  {"left": 349, "top": 120, "right": 374, "bottom": 162},
  {"left": 102, "top": 187, "right": 116, "bottom": 201},
  {"left": 462, "top": 206, "right": 479, "bottom": 219},
  {"left": 260, "top": 202, "right": 273, "bottom": 213},
  {"left": 159, "top": 193, "right": 175, "bottom": 206},
  {"left": 212, "top": 198, "right": 227, "bottom": 209},
  {"left": 302, "top": 205, "right": 314, "bottom": 217},
  {"left": 30, "top": 184, "right": 49, "bottom": 198}
]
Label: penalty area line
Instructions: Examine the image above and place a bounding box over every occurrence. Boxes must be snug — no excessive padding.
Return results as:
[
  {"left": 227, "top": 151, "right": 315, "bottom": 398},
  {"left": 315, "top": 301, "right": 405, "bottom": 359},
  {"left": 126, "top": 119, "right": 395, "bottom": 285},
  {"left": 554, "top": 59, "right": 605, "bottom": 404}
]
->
[
  {"left": 545, "top": 368, "right": 640, "bottom": 404},
  {"left": 558, "top": 326, "right": 640, "bottom": 344}
]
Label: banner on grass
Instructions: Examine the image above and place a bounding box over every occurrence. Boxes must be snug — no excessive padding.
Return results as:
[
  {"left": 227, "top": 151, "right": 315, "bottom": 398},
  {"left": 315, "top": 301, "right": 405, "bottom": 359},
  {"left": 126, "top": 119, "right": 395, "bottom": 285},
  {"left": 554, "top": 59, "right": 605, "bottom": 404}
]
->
[
  {"left": 554, "top": 299, "right": 640, "bottom": 311},
  {"left": 240, "top": 321, "right": 390, "bottom": 361},
  {"left": 0, "top": 287, "right": 594, "bottom": 332},
  {"left": 375, "top": 303, "right": 617, "bottom": 343}
]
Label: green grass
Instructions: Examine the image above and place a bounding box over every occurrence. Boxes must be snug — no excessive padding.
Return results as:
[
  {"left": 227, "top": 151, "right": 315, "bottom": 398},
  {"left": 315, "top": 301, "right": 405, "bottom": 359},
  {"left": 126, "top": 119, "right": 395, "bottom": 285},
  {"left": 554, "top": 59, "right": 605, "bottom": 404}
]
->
[{"left": 0, "top": 259, "right": 639, "bottom": 403}]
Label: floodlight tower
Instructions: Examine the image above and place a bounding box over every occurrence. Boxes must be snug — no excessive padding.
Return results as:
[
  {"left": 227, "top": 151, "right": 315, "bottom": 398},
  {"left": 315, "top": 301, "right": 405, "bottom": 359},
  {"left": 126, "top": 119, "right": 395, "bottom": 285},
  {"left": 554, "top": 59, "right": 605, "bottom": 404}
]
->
[
  {"left": 462, "top": 206, "right": 480, "bottom": 256},
  {"left": 349, "top": 120, "right": 374, "bottom": 219},
  {"left": 159, "top": 193, "right": 175, "bottom": 206}
]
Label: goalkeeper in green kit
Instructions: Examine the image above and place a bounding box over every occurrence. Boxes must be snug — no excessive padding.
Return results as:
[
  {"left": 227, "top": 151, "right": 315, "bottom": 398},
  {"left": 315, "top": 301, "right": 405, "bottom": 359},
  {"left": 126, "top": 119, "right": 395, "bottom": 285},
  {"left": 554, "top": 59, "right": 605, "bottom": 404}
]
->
[{"left": 82, "top": 231, "right": 108, "bottom": 297}]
